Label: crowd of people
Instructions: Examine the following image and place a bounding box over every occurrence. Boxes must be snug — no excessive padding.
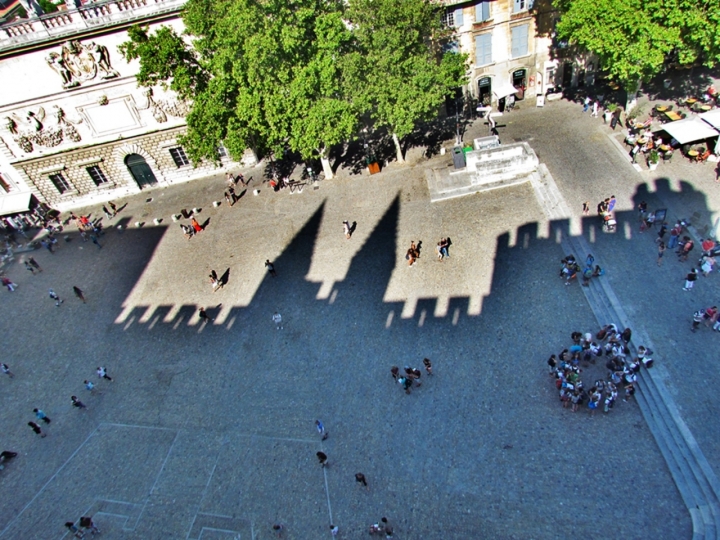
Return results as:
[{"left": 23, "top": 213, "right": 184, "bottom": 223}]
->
[
  {"left": 559, "top": 253, "right": 604, "bottom": 286},
  {"left": 548, "top": 325, "right": 655, "bottom": 414},
  {"left": 391, "top": 359, "right": 433, "bottom": 394}
]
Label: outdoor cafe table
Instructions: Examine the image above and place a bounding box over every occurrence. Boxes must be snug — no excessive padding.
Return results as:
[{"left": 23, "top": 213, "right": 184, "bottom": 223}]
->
[
  {"left": 686, "top": 98, "right": 698, "bottom": 105},
  {"left": 659, "top": 144, "right": 671, "bottom": 152},
  {"left": 687, "top": 150, "right": 699, "bottom": 159},
  {"left": 656, "top": 106, "right": 669, "bottom": 113},
  {"left": 664, "top": 111, "right": 682, "bottom": 121}
]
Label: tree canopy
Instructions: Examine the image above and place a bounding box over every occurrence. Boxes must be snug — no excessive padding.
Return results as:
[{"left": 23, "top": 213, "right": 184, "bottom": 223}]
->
[
  {"left": 120, "top": 0, "right": 467, "bottom": 172},
  {"left": 554, "top": 0, "right": 720, "bottom": 89}
]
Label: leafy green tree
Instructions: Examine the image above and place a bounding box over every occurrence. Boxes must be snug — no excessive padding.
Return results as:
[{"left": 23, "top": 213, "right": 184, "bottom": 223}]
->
[
  {"left": 120, "top": 0, "right": 357, "bottom": 178},
  {"left": 554, "top": 0, "right": 720, "bottom": 91},
  {"left": 346, "top": 0, "right": 467, "bottom": 162}
]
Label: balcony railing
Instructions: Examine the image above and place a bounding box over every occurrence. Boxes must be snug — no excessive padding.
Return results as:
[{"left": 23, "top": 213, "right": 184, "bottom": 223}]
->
[{"left": 0, "top": 0, "right": 186, "bottom": 51}]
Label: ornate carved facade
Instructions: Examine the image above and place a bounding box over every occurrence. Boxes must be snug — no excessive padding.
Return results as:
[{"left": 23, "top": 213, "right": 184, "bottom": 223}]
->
[{"left": 0, "top": 16, "right": 253, "bottom": 211}]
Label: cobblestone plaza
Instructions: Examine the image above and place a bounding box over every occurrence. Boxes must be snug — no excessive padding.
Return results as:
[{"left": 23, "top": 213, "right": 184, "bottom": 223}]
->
[{"left": 4, "top": 98, "right": 720, "bottom": 538}]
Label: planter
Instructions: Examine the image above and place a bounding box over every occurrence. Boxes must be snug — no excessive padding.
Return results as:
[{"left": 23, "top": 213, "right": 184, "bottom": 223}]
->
[
  {"left": 648, "top": 162, "right": 658, "bottom": 171},
  {"left": 367, "top": 162, "right": 381, "bottom": 175}
]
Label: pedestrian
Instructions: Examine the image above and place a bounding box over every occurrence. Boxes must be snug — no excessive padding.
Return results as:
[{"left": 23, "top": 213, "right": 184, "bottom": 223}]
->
[
  {"left": 1, "top": 363, "right": 13, "bottom": 378},
  {"left": 28, "top": 421, "right": 46, "bottom": 437},
  {"left": 390, "top": 366, "right": 399, "bottom": 380},
  {"left": 316, "top": 451, "right": 328, "bottom": 467},
  {"left": 1, "top": 276, "right": 17, "bottom": 291},
  {"left": 398, "top": 376, "right": 412, "bottom": 394},
  {"left": 637, "top": 201, "right": 647, "bottom": 218},
  {"left": 24, "top": 260, "right": 36, "bottom": 274},
  {"left": 383, "top": 518, "right": 393, "bottom": 538},
  {"left": 71, "top": 395, "right": 87, "bottom": 410},
  {"left": 343, "top": 220, "right": 351, "bottom": 239},
  {"left": 49, "top": 288, "right": 63, "bottom": 307},
  {"left": 423, "top": 358, "right": 433, "bottom": 375},
  {"left": 315, "top": 420, "right": 328, "bottom": 440},
  {"left": 657, "top": 241, "right": 665, "bottom": 266},
  {"left": 678, "top": 236, "right": 694, "bottom": 261},
  {"left": 265, "top": 259, "right": 277, "bottom": 277},
  {"left": 41, "top": 239, "right": 54, "bottom": 253},
  {"left": 704, "top": 306, "right": 718, "bottom": 328},
  {"left": 191, "top": 217, "right": 203, "bottom": 233},
  {"left": 73, "top": 286, "right": 86, "bottom": 303},
  {"left": 591, "top": 100, "right": 599, "bottom": 117},
  {"left": 272, "top": 524, "right": 284, "bottom": 538},
  {"left": 97, "top": 367, "right": 113, "bottom": 381},
  {"left": 198, "top": 307, "right": 213, "bottom": 323},
  {"left": 439, "top": 238, "right": 449, "bottom": 258},
  {"left": 224, "top": 191, "right": 233, "bottom": 205},
  {"left": 33, "top": 408, "right": 51, "bottom": 424},
  {"left": 583, "top": 96, "right": 590, "bottom": 113},
  {"left": 683, "top": 268, "right": 698, "bottom": 291},
  {"left": 0, "top": 450, "right": 18, "bottom": 463},
  {"left": 272, "top": 311, "right": 283, "bottom": 330},
  {"left": 28, "top": 257, "right": 42, "bottom": 272},
  {"left": 406, "top": 247, "right": 416, "bottom": 266},
  {"left": 623, "top": 383, "right": 636, "bottom": 402},
  {"left": 79, "top": 516, "right": 100, "bottom": 535},
  {"left": 102, "top": 205, "right": 113, "bottom": 220},
  {"left": 209, "top": 270, "right": 221, "bottom": 292},
  {"left": 657, "top": 222, "right": 667, "bottom": 242},
  {"left": 108, "top": 201, "right": 118, "bottom": 215},
  {"left": 607, "top": 195, "right": 617, "bottom": 212},
  {"left": 84, "top": 380, "right": 96, "bottom": 393},
  {"left": 667, "top": 224, "right": 680, "bottom": 250},
  {"left": 90, "top": 234, "right": 102, "bottom": 249},
  {"left": 330, "top": 525, "right": 338, "bottom": 537},
  {"left": 692, "top": 309, "right": 706, "bottom": 332},
  {"left": 355, "top": 472, "right": 369, "bottom": 490},
  {"left": 621, "top": 327, "right": 632, "bottom": 343},
  {"left": 582, "top": 201, "right": 590, "bottom": 215},
  {"left": 64, "top": 521, "right": 84, "bottom": 538}
]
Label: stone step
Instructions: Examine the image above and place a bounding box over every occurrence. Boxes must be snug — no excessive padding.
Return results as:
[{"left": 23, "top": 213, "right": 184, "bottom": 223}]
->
[{"left": 533, "top": 164, "right": 720, "bottom": 540}]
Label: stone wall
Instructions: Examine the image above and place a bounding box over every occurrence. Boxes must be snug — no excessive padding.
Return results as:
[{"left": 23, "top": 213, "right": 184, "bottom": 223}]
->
[{"left": 18, "top": 126, "right": 237, "bottom": 208}]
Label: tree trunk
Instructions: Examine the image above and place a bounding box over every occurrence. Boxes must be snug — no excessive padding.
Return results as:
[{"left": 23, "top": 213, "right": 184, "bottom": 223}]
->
[
  {"left": 625, "top": 80, "right": 641, "bottom": 114},
  {"left": 392, "top": 133, "right": 405, "bottom": 163},
  {"left": 319, "top": 146, "right": 333, "bottom": 180}
]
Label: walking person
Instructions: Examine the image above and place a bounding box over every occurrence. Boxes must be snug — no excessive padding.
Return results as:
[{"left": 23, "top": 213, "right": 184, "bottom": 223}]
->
[
  {"left": 108, "top": 201, "right": 118, "bottom": 215},
  {"left": 191, "top": 217, "right": 203, "bottom": 233},
  {"left": 102, "top": 205, "right": 113, "bottom": 220},
  {"left": 272, "top": 524, "right": 284, "bottom": 538},
  {"left": 390, "top": 366, "right": 399, "bottom": 380},
  {"left": 423, "top": 358, "right": 433, "bottom": 375},
  {"left": 657, "top": 241, "right": 665, "bottom": 266},
  {"left": 209, "top": 270, "right": 222, "bottom": 292},
  {"left": 71, "top": 395, "right": 87, "bottom": 410},
  {"left": 90, "top": 234, "right": 102, "bottom": 249},
  {"left": 683, "top": 268, "right": 698, "bottom": 291},
  {"left": 28, "top": 421, "right": 46, "bottom": 437},
  {"left": 355, "top": 472, "right": 369, "bottom": 490},
  {"left": 692, "top": 309, "right": 706, "bottom": 332},
  {"left": 33, "top": 408, "right": 51, "bottom": 424},
  {"left": 198, "top": 307, "right": 213, "bottom": 323},
  {"left": 1, "top": 363, "right": 14, "bottom": 378},
  {"left": 583, "top": 96, "right": 591, "bottom": 113},
  {"left": 28, "top": 257, "right": 42, "bottom": 272},
  {"left": 64, "top": 521, "right": 84, "bottom": 538},
  {"left": 329, "top": 525, "right": 338, "bottom": 537},
  {"left": 97, "top": 367, "right": 113, "bottom": 381},
  {"left": 1, "top": 276, "right": 17, "bottom": 292},
  {"left": 582, "top": 201, "right": 590, "bottom": 215},
  {"left": 73, "top": 286, "right": 86, "bottom": 303},
  {"left": 79, "top": 516, "right": 100, "bottom": 535},
  {"left": 24, "top": 260, "right": 36, "bottom": 275},
  {"left": 343, "top": 220, "right": 351, "bottom": 239},
  {"left": 316, "top": 451, "right": 328, "bottom": 467},
  {"left": 49, "top": 288, "right": 63, "bottom": 306},
  {"left": 591, "top": 100, "right": 599, "bottom": 117},
  {"left": 315, "top": 420, "right": 328, "bottom": 440},
  {"left": 272, "top": 311, "right": 283, "bottom": 330},
  {"left": 265, "top": 259, "right": 277, "bottom": 277},
  {"left": 84, "top": 380, "right": 97, "bottom": 394}
]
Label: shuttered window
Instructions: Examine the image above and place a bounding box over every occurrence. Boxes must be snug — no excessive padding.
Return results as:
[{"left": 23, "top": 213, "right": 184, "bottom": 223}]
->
[
  {"left": 475, "top": 1, "right": 490, "bottom": 22},
  {"left": 511, "top": 24, "right": 529, "bottom": 58},
  {"left": 475, "top": 34, "right": 493, "bottom": 66}
]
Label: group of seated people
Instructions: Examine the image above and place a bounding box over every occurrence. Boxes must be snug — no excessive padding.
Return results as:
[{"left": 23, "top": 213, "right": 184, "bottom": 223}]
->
[
  {"left": 549, "top": 325, "right": 654, "bottom": 413},
  {"left": 559, "top": 254, "right": 603, "bottom": 286}
]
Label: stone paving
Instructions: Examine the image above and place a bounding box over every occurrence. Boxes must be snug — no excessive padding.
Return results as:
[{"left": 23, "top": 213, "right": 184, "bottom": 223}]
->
[{"left": 0, "top": 97, "right": 701, "bottom": 539}]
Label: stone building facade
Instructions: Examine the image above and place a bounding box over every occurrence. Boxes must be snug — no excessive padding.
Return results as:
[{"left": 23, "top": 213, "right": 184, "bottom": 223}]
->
[
  {"left": 439, "top": 0, "right": 561, "bottom": 108},
  {"left": 0, "top": 0, "right": 249, "bottom": 212}
]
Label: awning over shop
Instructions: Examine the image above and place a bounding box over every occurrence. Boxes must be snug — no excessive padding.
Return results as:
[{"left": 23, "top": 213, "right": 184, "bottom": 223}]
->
[
  {"left": 493, "top": 82, "right": 519, "bottom": 100},
  {"left": 659, "top": 117, "right": 719, "bottom": 145},
  {"left": 699, "top": 109, "right": 720, "bottom": 130},
  {"left": 0, "top": 191, "right": 31, "bottom": 217}
]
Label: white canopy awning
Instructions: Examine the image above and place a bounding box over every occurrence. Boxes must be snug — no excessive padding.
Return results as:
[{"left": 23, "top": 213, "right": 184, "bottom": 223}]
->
[
  {"left": 0, "top": 192, "right": 31, "bottom": 217},
  {"left": 699, "top": 109, "right": 720, "bottom": 130},
  {"left": 493, "top": 82, "right": 519, "bottom": 100},
  {"left": 659, "top": 117, "right": 719, "bottom": 145}
]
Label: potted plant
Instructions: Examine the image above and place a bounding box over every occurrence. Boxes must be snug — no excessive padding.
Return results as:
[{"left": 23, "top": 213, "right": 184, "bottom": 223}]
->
[{"left": 648, "top": 149, "right": 660, "bottom": 171}]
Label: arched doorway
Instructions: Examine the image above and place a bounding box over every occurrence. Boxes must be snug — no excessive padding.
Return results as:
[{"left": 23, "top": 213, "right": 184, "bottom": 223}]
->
[
  {"left": 125, "top": 154, "right": 157, "bottom": 189},
  {"left": 477, "top": 77, "right": 492, "bottom": 106}
]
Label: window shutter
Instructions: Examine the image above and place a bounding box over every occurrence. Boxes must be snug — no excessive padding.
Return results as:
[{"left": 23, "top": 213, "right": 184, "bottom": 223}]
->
[
  {"left": 511, "top": 24, "right": 529, "bottom": 58},
  {"left": 475, "top": 34, "right": 492, "bottom": 66},
  {"left": 513, "top": 0, "right": 522, "bottom": 13},
  {"left": 475, "top": 1, "right": 489, "bottom": 22},
  {"left": 454, "top": 7, "right": 463, "bottom": 27}
]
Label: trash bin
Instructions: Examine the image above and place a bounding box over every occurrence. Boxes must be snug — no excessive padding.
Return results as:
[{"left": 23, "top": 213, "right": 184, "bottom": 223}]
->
[{"left": 452, "top": 146, "right": 466, "bottom": 169}]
